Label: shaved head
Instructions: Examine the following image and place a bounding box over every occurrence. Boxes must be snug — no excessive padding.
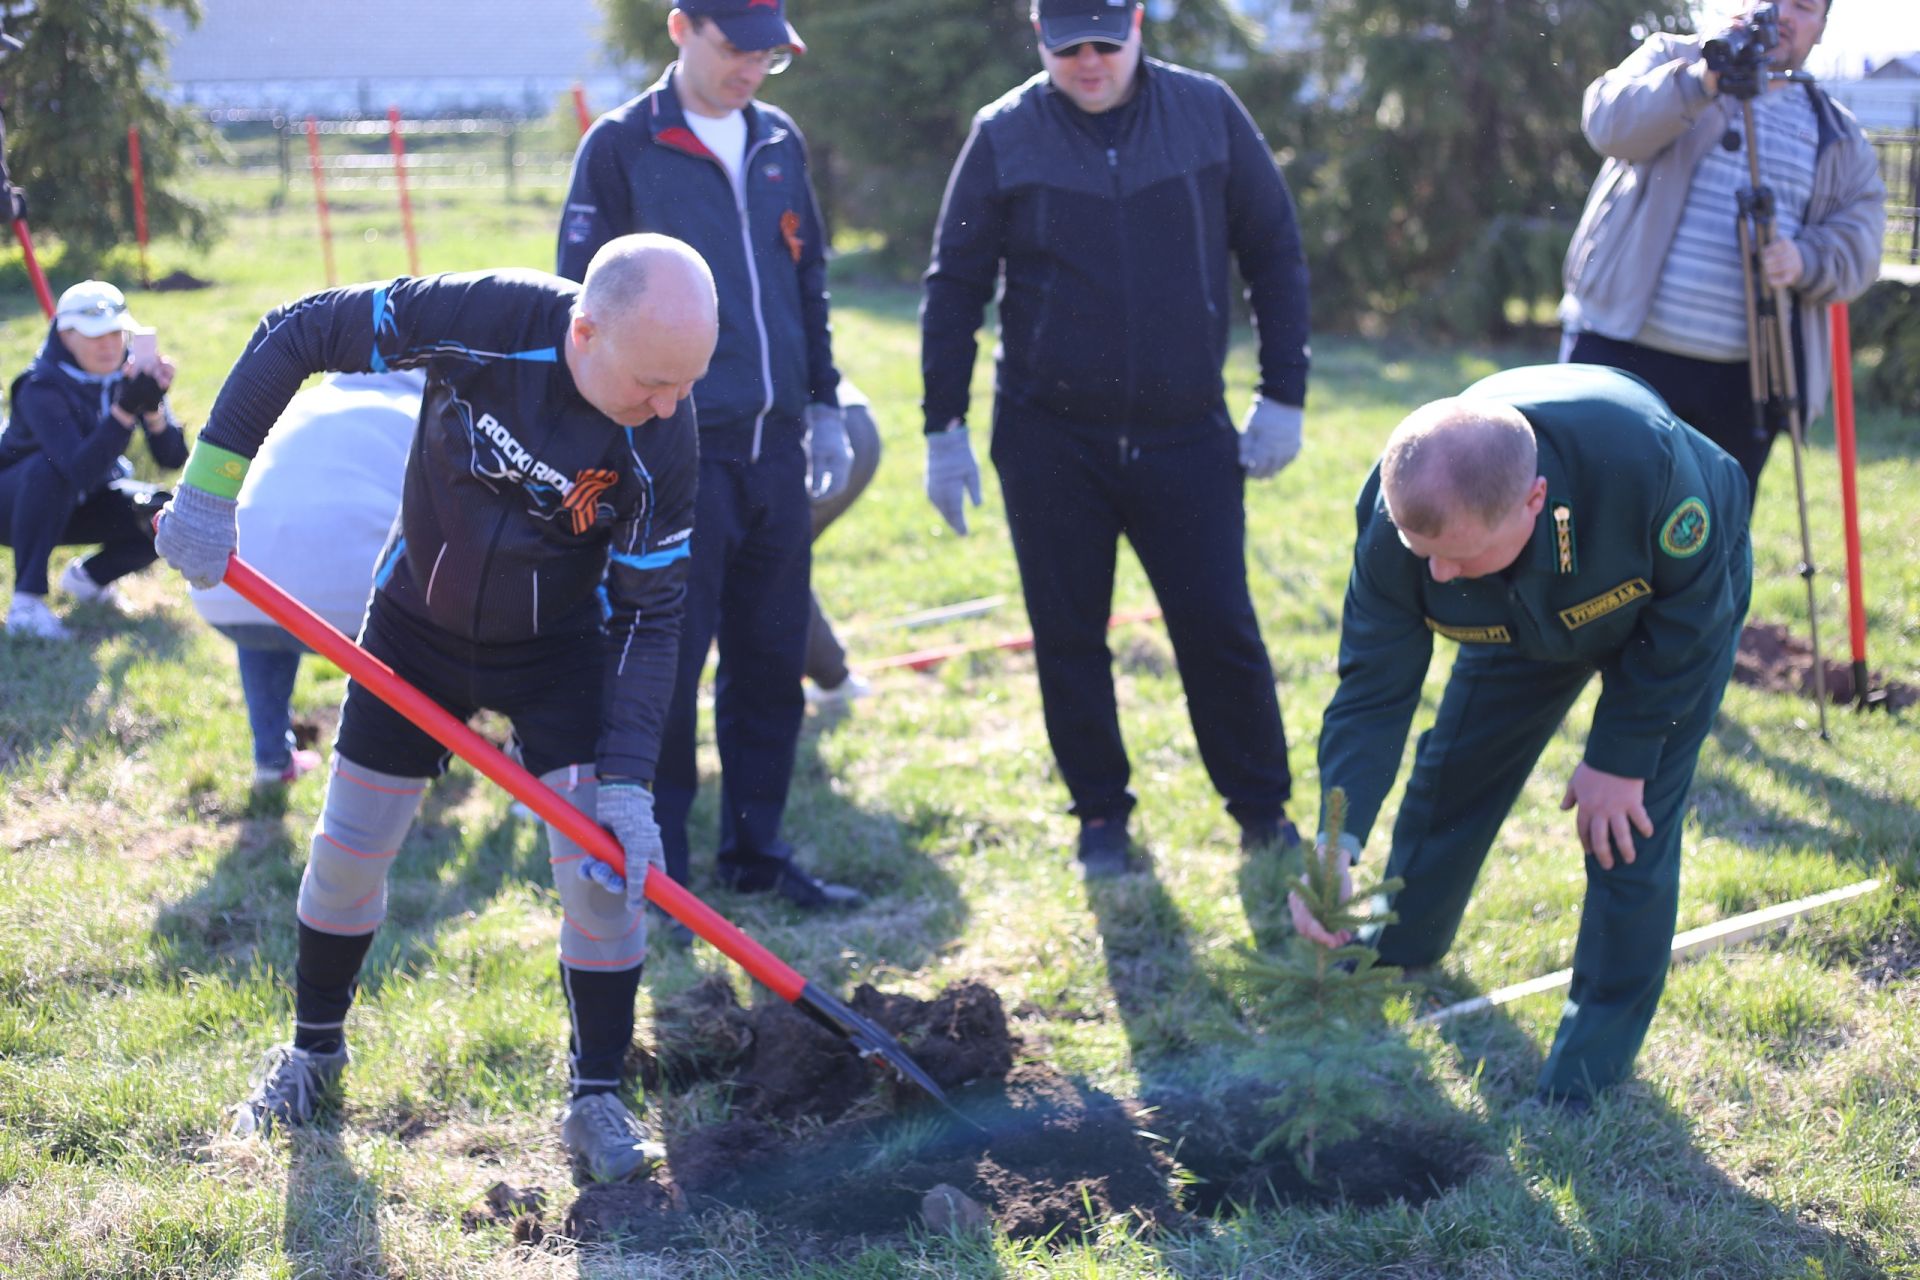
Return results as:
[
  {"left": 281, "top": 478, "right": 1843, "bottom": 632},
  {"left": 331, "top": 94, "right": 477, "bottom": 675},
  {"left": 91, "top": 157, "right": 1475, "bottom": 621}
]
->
[
  {"left": 1379, "top": 398, "right": 1538, "bottom": 537},
  {"left": 567, "top": 234, "right": 718, "bottom": 427}
]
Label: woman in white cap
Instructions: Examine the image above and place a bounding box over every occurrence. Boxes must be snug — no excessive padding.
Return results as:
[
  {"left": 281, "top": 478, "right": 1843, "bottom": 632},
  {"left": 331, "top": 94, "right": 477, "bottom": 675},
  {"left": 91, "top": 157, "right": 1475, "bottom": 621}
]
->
[{"left": 0, "top": 279, "right": 186, "bottom": 639}]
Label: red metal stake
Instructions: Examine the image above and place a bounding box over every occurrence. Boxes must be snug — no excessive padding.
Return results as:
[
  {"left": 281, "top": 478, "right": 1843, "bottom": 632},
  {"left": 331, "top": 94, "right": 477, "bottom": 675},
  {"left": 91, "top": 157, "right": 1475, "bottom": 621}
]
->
[
  {"left": 571, "top": 83, "right": 593, "bottom": 137},
  {"left": 1828, "top": 302, "right": 1878, "bottom": 709},
  {"left": 387, "top": 106, "right": 420, "bottom": 277},
  {"left": 304, "top": 116, "right": 336, "bottom": 287},
  {"left": 10, "top": 217, "right": 53, "bottom": 318},
  {"left": 126, "top": 124, "right": 150, "bottom": 286}
]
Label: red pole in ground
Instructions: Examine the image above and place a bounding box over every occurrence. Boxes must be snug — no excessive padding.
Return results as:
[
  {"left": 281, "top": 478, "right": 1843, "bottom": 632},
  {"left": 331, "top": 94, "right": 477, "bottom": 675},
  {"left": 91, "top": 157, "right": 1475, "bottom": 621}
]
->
[
  {"left": 571, "top": 83, "right": 593, "bottom": 136},
  {"left": 386, "top": 106, "right": 419, "bottom": 276},
  {"left": 126, "top": 124, "right": 150, "bottom": 286},
  {"left": 304, "top": 115, "right": 336, "bottom": 287},
  {"left": 10, "top": 218, "right": 54, "bottom": 318},
  {"left": 1828, "top": 302, "right": 1875, "bottom": 708}
]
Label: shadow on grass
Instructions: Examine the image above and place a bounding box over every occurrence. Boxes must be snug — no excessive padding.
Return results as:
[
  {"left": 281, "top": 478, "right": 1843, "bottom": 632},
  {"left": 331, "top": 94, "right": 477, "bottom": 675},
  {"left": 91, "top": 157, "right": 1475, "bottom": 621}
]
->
[
  {"left": 1438, "top": 1009, "right": 1871, "bottom": 1275},
  {"left": 0, "top": 602, "right": 194, "bottom": 771},
  {"left": 1699, "top": 713, "right": 1920, "bottom": 871},
  {"left": 284, "top": 1124, "right": 386, "bottom": 1279},
  {"left": 1087, "top": 858, "right": 1238, "bottom": 1064}
]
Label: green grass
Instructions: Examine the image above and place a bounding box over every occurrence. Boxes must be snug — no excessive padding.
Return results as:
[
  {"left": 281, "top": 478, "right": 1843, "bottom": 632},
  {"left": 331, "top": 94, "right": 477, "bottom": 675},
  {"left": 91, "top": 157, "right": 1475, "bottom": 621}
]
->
[{"left": 1, "top": 160, "right": 1917, "bottom": 1278}]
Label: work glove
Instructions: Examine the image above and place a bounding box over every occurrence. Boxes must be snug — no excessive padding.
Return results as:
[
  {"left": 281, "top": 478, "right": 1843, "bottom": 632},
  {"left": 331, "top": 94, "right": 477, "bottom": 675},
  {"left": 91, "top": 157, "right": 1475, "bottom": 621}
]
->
[
  {"left": 154, "top": 482, "right": 237, "bottom": 589},
  {"left": 585, "top": 781, "right": 666, "bottom": 923},
  {"left": 803, "top": 402, "right": 854, "bottom": 505},
  {"left": 1287, "top": 832, "right": 1361, "bottom": 948},
  {"left": 115, "top": 370, "right": 165, "bottom": 417},
  {"left": 1238, "top": 396, "right": 1303, "bottom": 480},
  {"left": 924, "top": 425, "right": 981, "bottom": 536},
  {"left": 6, "top": 185, "right": 25, "bottom": 223}
]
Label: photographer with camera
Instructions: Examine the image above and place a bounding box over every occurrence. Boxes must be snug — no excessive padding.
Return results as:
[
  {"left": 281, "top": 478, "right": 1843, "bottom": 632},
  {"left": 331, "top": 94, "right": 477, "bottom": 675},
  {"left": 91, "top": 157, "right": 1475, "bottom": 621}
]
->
[
  {"left": 0, "top": 280, "right": 187, "bottom": 640},
  {"left": 1559, "top": 0, "right": 1884, "bottom": 503}
]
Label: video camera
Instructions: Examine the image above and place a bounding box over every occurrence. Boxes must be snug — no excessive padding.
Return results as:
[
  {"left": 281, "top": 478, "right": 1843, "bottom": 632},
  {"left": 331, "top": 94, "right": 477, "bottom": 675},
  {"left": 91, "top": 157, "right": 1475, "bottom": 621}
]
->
[{"left": 1702, "top": 3, "right": 1780, "bottom": 101}]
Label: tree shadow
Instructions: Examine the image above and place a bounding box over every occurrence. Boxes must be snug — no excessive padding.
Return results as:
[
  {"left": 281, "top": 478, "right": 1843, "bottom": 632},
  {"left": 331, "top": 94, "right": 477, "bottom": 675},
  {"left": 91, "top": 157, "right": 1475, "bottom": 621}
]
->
[
  {"left": 1438, "top": 1007, "right": 1872, "bottom": 1276},
  {"left": 1698, "top": 714, "right": 1920, "bottom": 870},
  {"left": 1086, "top": 858, "right": 1241, "bottom": 1067},
  {"left": 0, "top": 602, "right": 193, "bottom": 771},
  {"left": 283, "top": 1124, "right": 386, "bottom": 1279}
]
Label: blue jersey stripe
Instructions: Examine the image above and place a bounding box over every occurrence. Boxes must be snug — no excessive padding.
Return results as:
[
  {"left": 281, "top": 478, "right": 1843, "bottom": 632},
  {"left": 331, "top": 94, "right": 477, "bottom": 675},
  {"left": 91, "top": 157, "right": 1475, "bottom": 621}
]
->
[
  {"left": 373, "top": 537, "right": 407, "bottom": 588},
  {"left": 610, "top": 543, "right": 690, "bottom": 572}
]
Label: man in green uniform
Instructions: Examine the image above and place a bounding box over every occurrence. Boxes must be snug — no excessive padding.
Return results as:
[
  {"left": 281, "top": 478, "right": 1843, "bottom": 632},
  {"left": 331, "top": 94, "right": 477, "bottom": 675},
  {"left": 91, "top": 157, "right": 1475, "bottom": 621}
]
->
[{"left": 1299, "top": 362, "right": 1751, "bottom": 1106}]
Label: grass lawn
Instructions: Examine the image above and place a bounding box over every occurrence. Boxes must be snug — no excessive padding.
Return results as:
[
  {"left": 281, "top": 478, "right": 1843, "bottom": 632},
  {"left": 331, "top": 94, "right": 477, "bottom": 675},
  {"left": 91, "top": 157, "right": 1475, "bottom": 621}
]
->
[{"left": 1, "top": 160, "right": 1917, "bottom": 1279}]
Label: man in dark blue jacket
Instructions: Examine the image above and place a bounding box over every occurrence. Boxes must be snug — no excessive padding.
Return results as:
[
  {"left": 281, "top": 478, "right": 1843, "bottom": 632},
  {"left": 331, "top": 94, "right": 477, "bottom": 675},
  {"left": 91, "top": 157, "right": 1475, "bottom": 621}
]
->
[
  {"left": 921, "top": 0, "right": 1312, "bottom": 877},
  {"left": 558, "top": 0, "right": 861, "bottom": 911},
  {"left": 1, "top": 279, "right": 185, "bottom": 640},
  {"left": 156, "top": 235, "right": 716, "bottom": 1183}
]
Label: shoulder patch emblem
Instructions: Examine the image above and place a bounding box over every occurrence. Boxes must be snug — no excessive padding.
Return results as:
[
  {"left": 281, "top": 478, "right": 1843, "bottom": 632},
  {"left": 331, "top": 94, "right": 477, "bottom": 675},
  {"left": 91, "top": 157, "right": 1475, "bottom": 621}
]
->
[
  {"left": 1659, "top": 497, "right": 1710, "bottom": 558},
  {"left": 1558, "top": 578, "right": 1651, "bottom": 630},
  {"left": 1425, "top": 617, "right": 1512, "bottom": 644}
]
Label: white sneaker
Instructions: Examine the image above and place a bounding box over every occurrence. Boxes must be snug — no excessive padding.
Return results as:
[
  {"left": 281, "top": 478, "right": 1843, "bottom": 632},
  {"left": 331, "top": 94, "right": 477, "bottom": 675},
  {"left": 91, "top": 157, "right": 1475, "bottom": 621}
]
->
[
  {"left": 59, "top": 559, "right": 124, "bottom": 611},
  {"left": 805, "top": 671, "right": 873, "bottom": 708},
  {"left": 5, "top": 594, "right": 71, "bottom": 641}
]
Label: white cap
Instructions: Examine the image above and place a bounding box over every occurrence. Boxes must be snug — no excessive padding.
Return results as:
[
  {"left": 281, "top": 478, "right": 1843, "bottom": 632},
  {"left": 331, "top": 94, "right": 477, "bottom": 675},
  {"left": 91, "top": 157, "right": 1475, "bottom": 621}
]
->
[{"left": 54, "top": 280, "right": 139, "bottom": 338}]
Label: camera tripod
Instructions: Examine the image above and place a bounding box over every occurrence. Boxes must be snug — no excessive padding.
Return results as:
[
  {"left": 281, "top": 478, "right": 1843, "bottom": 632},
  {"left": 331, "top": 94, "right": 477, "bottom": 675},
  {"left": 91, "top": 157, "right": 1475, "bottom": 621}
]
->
[{"left": 1730, "top": 76, "right": 1830, "bottom": 738}]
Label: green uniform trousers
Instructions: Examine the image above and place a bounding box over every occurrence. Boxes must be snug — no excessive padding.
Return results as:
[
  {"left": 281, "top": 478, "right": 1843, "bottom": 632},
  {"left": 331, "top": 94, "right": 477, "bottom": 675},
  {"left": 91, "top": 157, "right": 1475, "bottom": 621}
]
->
[{"left": 1369, "top": 535, "right": 1750, "bottom": 1101}]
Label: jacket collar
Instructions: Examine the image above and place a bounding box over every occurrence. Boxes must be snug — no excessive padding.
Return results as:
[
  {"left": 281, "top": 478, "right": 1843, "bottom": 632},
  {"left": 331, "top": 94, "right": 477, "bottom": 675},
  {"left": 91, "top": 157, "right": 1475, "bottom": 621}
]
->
[{"left": 647, "top": 64, "right": 787, "bottom": 161}]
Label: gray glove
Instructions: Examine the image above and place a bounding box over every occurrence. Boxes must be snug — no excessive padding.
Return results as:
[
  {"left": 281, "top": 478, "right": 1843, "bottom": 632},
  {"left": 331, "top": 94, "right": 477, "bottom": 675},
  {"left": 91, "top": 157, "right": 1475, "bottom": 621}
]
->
[
  {"left": 804, "top": 403, "right": 854, "bottom": 505},
  {"left": 587, "top": 781, "right": 666, "bottom": 920},
  {"left": 154, "top": 481, "right": 237, "bottom": 589},
  {"left": 1238, "top": 396, "right": 1304, "bottom": 480},
  {"left": 924, "top": 425, "right": 982, "bottom": 536}
]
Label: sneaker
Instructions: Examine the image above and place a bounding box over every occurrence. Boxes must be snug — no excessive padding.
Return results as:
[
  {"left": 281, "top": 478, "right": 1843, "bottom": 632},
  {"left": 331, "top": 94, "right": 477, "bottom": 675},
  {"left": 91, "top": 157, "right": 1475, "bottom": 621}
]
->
[
  {"left": 1076, "top": 818, "right": 1133, "bottom": 880},
  {"left": 805, "top": 670, "right": 873, "bottom": 708},
  {"left": 560, "top": 1092, "right": 667, "bottom": 1183},
  {"left": 232, "top": 1043, "right": 349, "bottom": 1136},
  {"left": 719, "top": 858, "right": 867, "bottom": 910},
  {"left": 58, "top": 559, "right": 125, "bottom": 611},
  {"left": 1239, "top": 816, "right": 1303, "bottom": 854},
  {"left": 5, "top": 593, "right": 71, "bottom": 641},
  {"left": 648, "top": 903, "right": 695, "bottom": 949},
  {"left": 252, "top": 748, "right": 322, "bottom": 792}
]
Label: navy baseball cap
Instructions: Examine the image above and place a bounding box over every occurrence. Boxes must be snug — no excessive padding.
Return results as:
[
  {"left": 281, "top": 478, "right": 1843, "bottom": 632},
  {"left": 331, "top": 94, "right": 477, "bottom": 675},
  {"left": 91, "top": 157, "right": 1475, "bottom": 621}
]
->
[
  {"left": 679, "top": 0, "right": 805, "bottom": 54},
  {"left": 1031, "top": 0, "right": 1137, "bottom": 52}
]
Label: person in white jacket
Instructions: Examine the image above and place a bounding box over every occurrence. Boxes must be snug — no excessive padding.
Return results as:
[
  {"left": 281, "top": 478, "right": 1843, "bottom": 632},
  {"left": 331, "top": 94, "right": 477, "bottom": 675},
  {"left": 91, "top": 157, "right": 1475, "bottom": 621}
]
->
[{"left": 189, "top": 371, "right": 421, "bottom": 789}]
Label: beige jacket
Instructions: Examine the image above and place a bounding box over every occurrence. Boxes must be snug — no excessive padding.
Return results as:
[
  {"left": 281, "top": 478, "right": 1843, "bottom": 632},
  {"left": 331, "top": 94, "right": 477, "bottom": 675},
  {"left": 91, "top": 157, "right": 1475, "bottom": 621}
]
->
[{"left": 1560, "top": 33, "right": 1886, "bottom": 420}]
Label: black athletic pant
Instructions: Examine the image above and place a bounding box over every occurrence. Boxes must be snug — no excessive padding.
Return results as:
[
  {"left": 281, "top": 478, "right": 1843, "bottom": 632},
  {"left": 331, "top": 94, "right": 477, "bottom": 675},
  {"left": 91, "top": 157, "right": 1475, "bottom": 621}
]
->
[
  {"left": 991, "top": 409, "right": 1291, "bottom": 828},
  {"left": 1567, "top": 329, "right": 1805, "bottom": 508},
  {"left": 0, "top": 456, "right": 165, "bottom": 595}
]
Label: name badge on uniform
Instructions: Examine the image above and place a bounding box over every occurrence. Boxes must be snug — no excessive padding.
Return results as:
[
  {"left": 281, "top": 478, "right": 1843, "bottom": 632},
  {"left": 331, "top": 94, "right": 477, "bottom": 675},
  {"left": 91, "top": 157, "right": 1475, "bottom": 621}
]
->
[
  {"left": 1425, "top": 617, "right": 1512, "bottom": 644},
  {"left": 1558, "top": 578, "right": 1651, "bottom": 630}
]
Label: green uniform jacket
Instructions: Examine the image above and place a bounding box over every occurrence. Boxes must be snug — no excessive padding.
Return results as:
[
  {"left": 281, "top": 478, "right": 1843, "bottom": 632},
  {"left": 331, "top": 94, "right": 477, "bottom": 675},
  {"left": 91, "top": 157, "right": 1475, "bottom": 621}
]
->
[{"left": 1318, "top": 364, "right": 1751, "bottom": 847}]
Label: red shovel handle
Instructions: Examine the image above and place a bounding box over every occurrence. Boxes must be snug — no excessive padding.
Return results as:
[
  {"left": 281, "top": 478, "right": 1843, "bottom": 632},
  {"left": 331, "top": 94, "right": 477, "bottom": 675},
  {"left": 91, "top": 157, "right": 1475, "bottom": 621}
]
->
[{"left": 220, "top": 553, "right": 808, "bottom": 1003}]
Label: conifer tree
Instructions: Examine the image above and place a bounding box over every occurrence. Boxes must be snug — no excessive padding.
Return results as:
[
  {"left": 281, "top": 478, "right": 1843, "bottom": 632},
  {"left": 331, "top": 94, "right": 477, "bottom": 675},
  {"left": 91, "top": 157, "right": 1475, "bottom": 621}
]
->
[{"left": 1238, "top": 787, "right": 1405, "bottom": 1180}]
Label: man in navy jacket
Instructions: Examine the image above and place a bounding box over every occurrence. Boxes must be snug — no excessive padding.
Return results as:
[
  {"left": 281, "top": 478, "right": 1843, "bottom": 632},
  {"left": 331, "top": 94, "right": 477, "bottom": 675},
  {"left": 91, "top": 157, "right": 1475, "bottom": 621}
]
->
[
  {"left": 921, "top": 0, "right": 1312, "bottom": 876},
  {"left": 559, "top": 0, "right": 862, "bottom": 911}
]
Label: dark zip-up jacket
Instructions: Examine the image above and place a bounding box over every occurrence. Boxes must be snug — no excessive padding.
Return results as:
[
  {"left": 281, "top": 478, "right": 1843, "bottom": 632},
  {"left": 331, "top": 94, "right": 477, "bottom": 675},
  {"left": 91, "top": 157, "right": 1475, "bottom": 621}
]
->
[
  {"left": 2, "top": 325, "right": 187, "bottom": 492},
  {"left": 197, "top": 269, "right": 697, "bottom": 782},
  {"left": 922, "top": 58, "right": 1309, "bottom": 437},
  {"left": 1318, "top": 364, "right": 1751, "bottom": 848},
  {"left": 557, "top": 66, "right": 837, "bottom": 457}
]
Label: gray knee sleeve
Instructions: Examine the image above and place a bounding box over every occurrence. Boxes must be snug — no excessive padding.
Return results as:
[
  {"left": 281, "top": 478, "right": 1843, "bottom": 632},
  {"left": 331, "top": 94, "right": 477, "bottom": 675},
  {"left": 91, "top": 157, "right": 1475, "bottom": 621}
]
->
[
  {"left": 544, "top": 764, "right": 646, "bottom": 971},
  {"left": 297, "top": 755, "right": 426, "bottom": 936}
]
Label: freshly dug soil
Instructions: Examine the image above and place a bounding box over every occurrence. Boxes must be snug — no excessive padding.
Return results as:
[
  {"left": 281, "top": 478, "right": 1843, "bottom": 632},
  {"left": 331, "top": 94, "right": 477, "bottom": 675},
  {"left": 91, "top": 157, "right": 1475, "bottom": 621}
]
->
[
  {"left": 560, "top": 979, "right": 1482, "bottom": 1248},
  {"left": 1735, "top": 622, "right": 1917, "bottom": 710}
]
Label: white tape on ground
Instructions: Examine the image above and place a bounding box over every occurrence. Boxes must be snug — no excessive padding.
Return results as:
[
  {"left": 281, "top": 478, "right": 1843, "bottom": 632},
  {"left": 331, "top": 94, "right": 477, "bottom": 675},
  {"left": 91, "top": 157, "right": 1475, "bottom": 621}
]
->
[{"left": 1414, "top": 877, "right": 1885, "bottom": 1027}]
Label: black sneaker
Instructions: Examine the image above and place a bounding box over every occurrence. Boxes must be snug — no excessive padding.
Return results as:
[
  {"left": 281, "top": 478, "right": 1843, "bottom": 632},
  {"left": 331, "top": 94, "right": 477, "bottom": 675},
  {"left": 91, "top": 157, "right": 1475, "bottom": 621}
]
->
[
  {"left": 647, "top": 904, "right": 695, "bottom": 949},
  {"left": 1076, "top": 819, "right": 1133, "bottom": 880},
  {"left": 720, "top": 859, "right": 866, "bottom": 911},
  {"left": 1239, "top": 816, "right": 1302, "bottom": 854}
]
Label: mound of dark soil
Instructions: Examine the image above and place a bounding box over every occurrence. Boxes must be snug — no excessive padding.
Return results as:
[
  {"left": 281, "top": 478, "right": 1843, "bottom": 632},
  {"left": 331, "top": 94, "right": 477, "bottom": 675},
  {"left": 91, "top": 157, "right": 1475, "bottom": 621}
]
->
[
  {"left": 148, "top": 269, "right": 212, "bottom": 291},
  {"left": 1735, "top": 622, "right": 1917, "bottom": 710},
  {"left": 561, "top": 978, "right": 1483, "bottom": 1250}
]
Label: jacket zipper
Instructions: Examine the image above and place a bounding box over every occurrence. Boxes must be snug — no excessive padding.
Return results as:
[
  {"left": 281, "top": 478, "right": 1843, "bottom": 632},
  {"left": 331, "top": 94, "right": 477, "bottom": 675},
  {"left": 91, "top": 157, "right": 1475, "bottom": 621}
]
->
[
  {"left": 1185, "top": 173, "right": 1217, "bottom": 318},
  {"left": 1109, "top": 145, "right": 1134, "bottom": 467},
  {"left": 738, "top": 133, "right": 779, "bottom": 461}
]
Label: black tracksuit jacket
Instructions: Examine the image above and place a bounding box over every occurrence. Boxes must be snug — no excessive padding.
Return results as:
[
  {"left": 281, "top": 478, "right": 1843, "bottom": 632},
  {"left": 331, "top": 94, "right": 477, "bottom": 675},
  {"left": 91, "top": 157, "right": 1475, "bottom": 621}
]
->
[{"left": 196, "top": 269, "right": 696, "bottom": 782}]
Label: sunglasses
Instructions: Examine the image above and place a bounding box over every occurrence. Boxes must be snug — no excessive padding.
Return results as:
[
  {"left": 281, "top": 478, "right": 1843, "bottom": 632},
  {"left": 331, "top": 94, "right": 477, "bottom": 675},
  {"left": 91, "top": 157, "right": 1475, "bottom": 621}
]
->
[
  {"left": 701, "top": 25, "right": 793, "bottom": 74},
  {"left": 59, "top": 299, "right": 128, "bottom": 321},
  {"left": 1049, "top": 39, "right": 1125, "bottom": 58}
]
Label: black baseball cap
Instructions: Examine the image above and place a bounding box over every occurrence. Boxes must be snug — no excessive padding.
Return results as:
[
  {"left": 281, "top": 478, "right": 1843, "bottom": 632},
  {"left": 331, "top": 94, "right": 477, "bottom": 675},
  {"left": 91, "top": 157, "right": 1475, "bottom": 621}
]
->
[
  {"left": 678, "top": 0, "right": 806, "bottom": 54},
  {"left": 1031, "top": 0, "right": 1137, "bottom": 53}
]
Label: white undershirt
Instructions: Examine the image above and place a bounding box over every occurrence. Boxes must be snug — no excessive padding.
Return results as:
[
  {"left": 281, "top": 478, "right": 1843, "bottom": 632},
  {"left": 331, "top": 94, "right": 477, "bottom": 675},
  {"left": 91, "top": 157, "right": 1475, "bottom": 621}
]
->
[{"left": 684, "top": 108, "right": 748, "bottom": 205}]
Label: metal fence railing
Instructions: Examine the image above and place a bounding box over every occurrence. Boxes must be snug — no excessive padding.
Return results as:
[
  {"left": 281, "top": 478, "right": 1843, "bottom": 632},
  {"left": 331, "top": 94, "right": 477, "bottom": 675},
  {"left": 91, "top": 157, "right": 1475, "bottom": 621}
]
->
[
  {"left": 1871, "top": 130, "right": 1919, "bottom": 267},
  {"left": 197, "top": 112, "right": 581, "bottom": 198}
]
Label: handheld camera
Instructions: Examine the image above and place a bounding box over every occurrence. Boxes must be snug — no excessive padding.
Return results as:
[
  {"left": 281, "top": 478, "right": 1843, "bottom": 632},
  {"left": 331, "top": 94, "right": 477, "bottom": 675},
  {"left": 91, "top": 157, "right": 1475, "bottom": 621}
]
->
[{"left": 1703, "top": 3, "right": 1780, "bottom": 101}]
